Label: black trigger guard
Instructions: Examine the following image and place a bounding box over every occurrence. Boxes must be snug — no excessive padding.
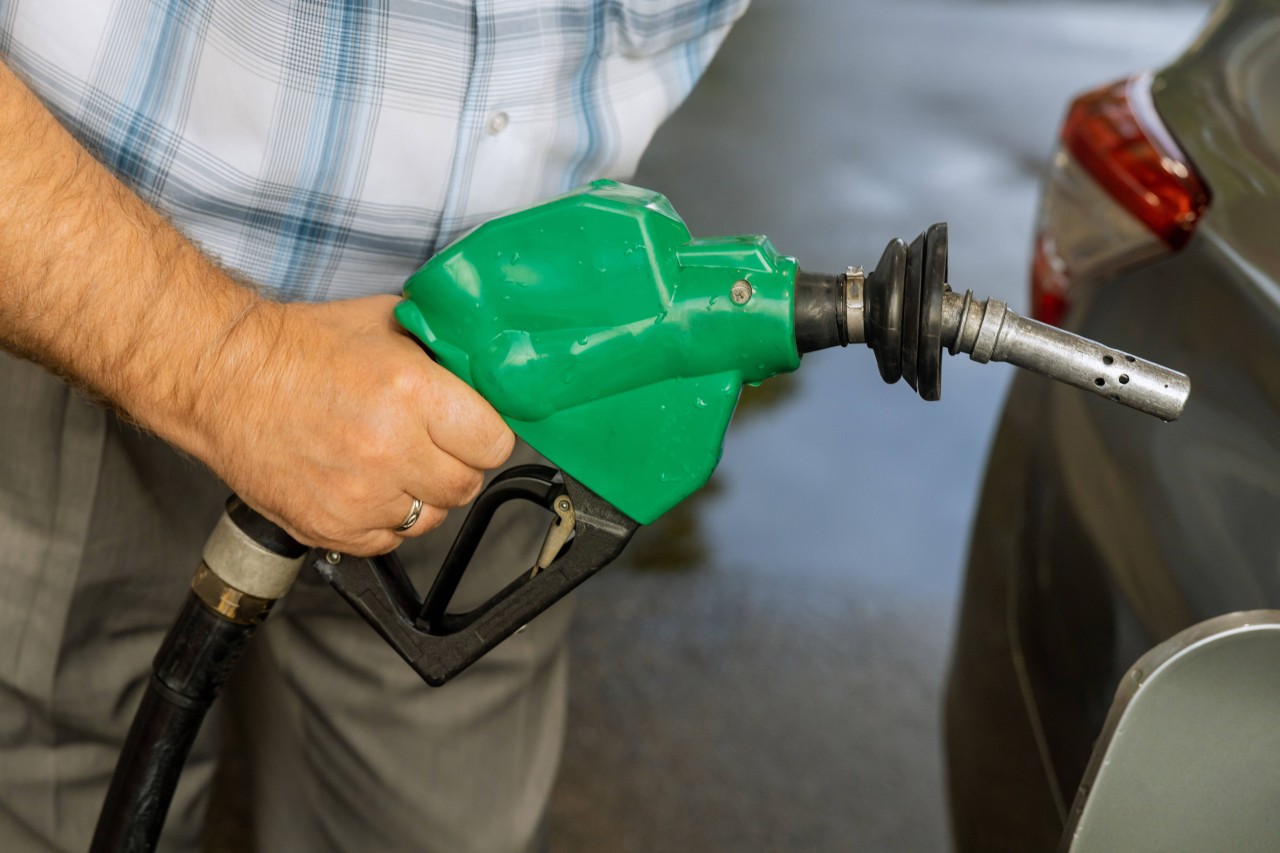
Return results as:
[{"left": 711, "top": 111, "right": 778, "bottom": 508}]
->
[
  {"left": 418, "top": 464, "right": 567, "bottom": 633},
  {"left": 312, "top": 465, "right": 639, "bottom": 686}
]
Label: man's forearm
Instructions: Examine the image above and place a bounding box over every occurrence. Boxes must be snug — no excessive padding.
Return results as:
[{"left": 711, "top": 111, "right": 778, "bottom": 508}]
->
[
  {"left": 0, "top": 61, "right": 513, "bottom": 556},
  {"left": 0, "top": 61, "right": 266, "bottom": 456}
]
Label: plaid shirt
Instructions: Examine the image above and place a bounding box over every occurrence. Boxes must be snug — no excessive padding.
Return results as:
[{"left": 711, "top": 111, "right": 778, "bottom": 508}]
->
[{"left": 0, "top": 0, "right": 747, "bottom": 300}]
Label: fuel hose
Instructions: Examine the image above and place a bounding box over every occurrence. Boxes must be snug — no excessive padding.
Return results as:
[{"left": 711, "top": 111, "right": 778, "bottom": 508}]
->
[{"left": 90, "top": 498, "right": 305, "bottom": 853}]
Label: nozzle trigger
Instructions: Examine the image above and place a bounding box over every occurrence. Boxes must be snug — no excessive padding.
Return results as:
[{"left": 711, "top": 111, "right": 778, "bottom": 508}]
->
[{"left": 535, "top": 494, "right": 576, "bottom": 576}]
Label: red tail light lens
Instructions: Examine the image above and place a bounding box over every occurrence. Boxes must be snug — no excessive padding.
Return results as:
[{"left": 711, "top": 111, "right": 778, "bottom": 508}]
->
[
  {"left": 1062, "top": 75, "right": 1209, "bottom": 248},
  {"left": 1031, "top": 230, "right": 1072, "bottom": 328},
  {"left": 1031, "top": 73, "right": 1211, "bottom": 325}
]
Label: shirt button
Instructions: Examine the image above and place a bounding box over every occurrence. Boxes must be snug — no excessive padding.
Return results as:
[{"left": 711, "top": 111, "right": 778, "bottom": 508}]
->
[{"left": 486, "top": 111, "right": 509, "bottom": 135}]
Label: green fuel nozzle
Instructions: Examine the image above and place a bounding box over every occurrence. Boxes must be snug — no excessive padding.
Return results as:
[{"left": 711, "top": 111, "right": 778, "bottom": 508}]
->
[
  {"left": 298, "top": 179, "right": 1192, "bottom": 690},
  {"left": 396, "top": 180, "right": 1189, "bottom": 526},
  {"left": 98, "top": 185, "right": 1197, "bottom": 848}
]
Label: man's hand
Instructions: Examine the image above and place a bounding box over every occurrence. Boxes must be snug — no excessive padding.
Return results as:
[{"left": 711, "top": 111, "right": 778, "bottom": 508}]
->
[
  {"left": 190, "top": 295, "right": 514, "bottom": 556},
  {"left": 0, "top": 61, "right": 512, "bottom": 556}
]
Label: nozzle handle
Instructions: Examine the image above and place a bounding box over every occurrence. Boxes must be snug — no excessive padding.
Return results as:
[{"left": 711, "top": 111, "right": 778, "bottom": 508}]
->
[{"left": 314, "top": 466, "right": 638, "bottom": 686}]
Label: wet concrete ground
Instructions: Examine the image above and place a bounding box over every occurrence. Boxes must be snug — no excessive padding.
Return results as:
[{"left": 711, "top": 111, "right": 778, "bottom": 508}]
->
[{"left": 547, "top": 1, "right": 1210, "bottom": 850}]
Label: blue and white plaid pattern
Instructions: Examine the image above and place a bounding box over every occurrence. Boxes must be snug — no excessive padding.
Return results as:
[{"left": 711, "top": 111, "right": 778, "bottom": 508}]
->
[{"left": 0, "top": 0, "right": 747, "bottom": 300}]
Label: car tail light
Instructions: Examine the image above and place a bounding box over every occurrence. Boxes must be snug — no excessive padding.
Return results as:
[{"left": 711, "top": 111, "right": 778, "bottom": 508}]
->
[{"left": 1031, "top": 73, "right": 1211, "bottom": 326}]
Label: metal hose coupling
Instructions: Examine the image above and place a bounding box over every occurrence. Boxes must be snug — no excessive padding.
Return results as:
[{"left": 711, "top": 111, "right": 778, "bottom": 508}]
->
[
  {"left": 793, "top": 222, "right": 1191, "bottom": 421},
  {"left": 196, "top": 497, "right": 309, "bottom": 621}
]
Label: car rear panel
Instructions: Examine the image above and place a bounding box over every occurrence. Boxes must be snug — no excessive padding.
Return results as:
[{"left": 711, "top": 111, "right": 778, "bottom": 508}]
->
[
  {"left": 1157, "top": 0, "right": 1280, "bottom": 281},
  {"left": 945, "top": 373, "right": 1065, "bottom": 852},
  {"left": 950, "top": 230, "right": 1280, "bottom": 850},
  {"left": 949, "top": 1, "right": 1280, "bottom": 849},
  {"left": 1028, "top": 234, "right": 1277, "bottom": 790}
]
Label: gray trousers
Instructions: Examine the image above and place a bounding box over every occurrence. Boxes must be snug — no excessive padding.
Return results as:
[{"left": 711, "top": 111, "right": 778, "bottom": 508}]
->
[{"left": 0, "top": 353, "right": 571, "bottom": 852}]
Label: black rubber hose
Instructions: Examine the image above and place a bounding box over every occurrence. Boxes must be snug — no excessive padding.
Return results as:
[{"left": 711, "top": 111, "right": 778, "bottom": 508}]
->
[
  {"left": 90, "top": 590, "right": 260, "bottom": 853},
  {"left": 793, "top": 270, "right": 847, "bottom": 353}
]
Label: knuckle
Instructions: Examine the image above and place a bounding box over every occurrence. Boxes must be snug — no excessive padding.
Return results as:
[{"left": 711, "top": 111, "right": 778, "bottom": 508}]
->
[
  {"left": 463, "top": 474, "right": 485, "bottom": 504},
  {"left": 414, "top": 506, "right": 448, "bottom": 535},
  {"left": 479, "top": 427, "right": 515, "bottom": 469},
  {"left": 456, "top": 468, "right": 485, "bottom": 504},
  {"left": 429, "top": 467, "right": 483, "bottom": 508},
  {"left": 351, "top": 531, "right": 398, "bottom": 557},
  {"left": 386, "top": 360, "right": 425, "bottom": 400}
]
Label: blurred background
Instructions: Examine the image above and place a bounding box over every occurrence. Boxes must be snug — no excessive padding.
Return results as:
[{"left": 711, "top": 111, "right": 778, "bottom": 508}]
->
[{"left": 547, "top": 0, "right": 1212, "bottom": 849}]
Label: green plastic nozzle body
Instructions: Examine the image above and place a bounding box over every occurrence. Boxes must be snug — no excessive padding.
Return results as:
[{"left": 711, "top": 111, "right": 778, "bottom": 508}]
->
[{"left": 396, "top": 180, "right": 800, "bottom": 524}]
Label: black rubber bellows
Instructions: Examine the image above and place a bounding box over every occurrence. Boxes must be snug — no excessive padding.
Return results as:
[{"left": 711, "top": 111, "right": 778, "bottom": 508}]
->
[{"left": 864, "top": 223, "right": 948, "bottom": 401}]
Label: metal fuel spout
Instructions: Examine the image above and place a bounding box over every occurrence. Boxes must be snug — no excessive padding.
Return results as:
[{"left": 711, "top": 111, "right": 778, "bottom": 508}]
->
[
  {"left": 940, "top": 288, "right": 1189, "bottom": 421},
  {"left": 796, "top": 222, "right": 1191, "bottom": 421}
]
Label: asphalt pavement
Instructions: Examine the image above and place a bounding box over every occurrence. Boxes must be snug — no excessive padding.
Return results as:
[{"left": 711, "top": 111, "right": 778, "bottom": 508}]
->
[{"left": 547, "top": 1, "right": 1211, "bottom": 850}]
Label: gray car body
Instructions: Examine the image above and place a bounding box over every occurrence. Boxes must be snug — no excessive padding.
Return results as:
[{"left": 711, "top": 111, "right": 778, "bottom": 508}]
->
[{"left": 945, "top": 0, "right": 1280, "bottom": 849}]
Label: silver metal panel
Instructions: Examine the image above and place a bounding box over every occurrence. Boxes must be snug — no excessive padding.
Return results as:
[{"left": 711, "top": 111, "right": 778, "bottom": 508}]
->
[{"left": 1062, "top": 611, "right": 1280, "bottom": 852}]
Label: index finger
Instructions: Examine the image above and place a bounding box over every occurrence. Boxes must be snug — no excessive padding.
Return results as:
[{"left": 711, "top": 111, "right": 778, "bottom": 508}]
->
[{"left": 419, "top": 359, "right": 515, "bottom": 470}]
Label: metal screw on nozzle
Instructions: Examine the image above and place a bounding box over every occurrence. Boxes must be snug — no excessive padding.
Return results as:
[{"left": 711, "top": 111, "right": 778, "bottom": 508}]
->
[{"left": 731, "top": 280, "right": 753, "bottom": 304}]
